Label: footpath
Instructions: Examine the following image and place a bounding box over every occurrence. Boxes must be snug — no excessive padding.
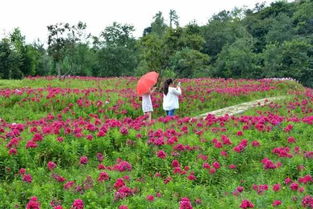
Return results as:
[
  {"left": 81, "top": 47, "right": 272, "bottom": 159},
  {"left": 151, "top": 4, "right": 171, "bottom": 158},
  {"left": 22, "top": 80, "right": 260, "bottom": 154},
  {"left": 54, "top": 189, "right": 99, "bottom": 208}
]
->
[{"left": 195, "top": 96, "right": 286, "bottom": 119}]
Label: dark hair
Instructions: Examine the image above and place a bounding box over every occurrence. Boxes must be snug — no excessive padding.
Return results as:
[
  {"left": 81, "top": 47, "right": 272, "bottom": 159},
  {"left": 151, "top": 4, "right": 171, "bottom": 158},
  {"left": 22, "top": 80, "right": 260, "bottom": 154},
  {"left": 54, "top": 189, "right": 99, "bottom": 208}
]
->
[{"left": 163, "top": 79, "right": 173, "bottom": 95}]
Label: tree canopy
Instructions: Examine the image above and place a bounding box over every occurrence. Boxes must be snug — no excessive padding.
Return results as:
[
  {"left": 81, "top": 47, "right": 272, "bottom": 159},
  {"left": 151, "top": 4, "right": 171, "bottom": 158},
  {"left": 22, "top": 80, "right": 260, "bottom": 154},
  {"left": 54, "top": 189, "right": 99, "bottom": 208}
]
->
[{"left": 1, "top": 1, "right": 313, "bottom": 87}]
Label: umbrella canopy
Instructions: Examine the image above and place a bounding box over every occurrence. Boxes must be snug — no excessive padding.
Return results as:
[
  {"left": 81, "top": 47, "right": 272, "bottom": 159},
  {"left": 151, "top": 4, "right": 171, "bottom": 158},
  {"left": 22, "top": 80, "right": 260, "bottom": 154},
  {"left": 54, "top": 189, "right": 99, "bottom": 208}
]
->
[{"left": 136, "top": 71, "right": 159, "bottom": 96}]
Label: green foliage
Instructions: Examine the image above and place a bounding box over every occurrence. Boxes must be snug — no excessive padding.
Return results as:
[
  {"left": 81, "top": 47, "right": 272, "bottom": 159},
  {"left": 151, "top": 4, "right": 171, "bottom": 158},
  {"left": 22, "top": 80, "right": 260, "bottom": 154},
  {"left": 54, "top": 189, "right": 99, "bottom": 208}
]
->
[
  {"left": 214, "top": 37, "right": 259, "bottom": 78},
  {"left": 169, "top": 48, "right": 210, "bottom": 78},
  {"left": 1, "top": 0, "right": 313, "bottom": 86},
  {"left": 262, "top": 38, "right": 313, "bottom": 86}
]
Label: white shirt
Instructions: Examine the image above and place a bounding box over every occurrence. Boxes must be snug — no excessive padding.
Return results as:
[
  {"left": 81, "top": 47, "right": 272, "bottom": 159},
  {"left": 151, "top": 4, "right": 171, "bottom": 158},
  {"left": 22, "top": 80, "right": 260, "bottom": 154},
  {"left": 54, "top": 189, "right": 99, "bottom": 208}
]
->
[
  {"left": 142, "top": 94, "right": 153, "bottom": 112},
  {"left": 163, "top": 87, "right": 182, "bottom": 111}
]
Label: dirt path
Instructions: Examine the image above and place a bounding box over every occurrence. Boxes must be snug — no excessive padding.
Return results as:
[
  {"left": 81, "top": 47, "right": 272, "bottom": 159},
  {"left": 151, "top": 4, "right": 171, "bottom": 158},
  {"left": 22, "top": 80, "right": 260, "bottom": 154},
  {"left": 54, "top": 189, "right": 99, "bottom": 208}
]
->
[{"left": 195, "top": 96, "right": 286, "bottom": 119}]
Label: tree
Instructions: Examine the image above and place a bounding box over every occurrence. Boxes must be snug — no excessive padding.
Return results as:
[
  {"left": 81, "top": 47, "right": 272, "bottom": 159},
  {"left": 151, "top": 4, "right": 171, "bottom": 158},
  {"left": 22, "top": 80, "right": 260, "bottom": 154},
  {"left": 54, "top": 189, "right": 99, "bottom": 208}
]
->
[
  {"left": 214, "top": 37, "right": 259, "bottom": 78},
  {"left": 0, "top": 38, "right": 23, "bottom": 79},
  {"left": 151, "top": 12, "right": 167, "bottom": 37},
  {"left": 265, "top": 13, "right": 295, "bottom": 44},
  {"left": 101, "top": 22, "right": 136, "bottom": 48},
  {"left": 293, "top": 0, "right": 313, "bottom": 36},
  {"left": 169, "top": 9, "right": 179, "bottom": 28},
  {"left": 202, "top": 11, "right": 250, "bottom": 59},
  {"left": 138, "top": 33, "right": 165, "bottom": 72},
  {"left": 169, "top": 48, "right": 210, "bottom": 78},
  {"left": 262, "top": 38, "right": 313, "bottom": 86},
  {"left": 47, "top": 21, "right": 89, "bottom": 77},
  {"left": 10, "top": 28, "right": 38, "bottom": 77},
  {"left": 95, "top": 22, "right": 138, "bottom": 76}
]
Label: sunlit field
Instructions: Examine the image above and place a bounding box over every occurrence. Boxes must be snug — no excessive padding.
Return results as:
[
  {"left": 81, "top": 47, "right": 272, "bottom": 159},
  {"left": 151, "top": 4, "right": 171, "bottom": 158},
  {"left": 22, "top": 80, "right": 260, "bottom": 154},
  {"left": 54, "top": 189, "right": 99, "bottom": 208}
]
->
[{"left": 0, "top": 77, "right": 312, "bottom": 209}]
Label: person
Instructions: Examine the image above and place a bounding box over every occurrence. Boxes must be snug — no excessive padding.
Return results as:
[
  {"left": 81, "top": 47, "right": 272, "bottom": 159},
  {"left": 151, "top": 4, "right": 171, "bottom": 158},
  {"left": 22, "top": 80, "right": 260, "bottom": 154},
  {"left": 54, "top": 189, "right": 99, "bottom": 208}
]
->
[
  {"left": 142, "top": 86, "right": 157, "bottom": 123},
  {"left": 163, "top": 79, "right": 182, "bottom": 116}
]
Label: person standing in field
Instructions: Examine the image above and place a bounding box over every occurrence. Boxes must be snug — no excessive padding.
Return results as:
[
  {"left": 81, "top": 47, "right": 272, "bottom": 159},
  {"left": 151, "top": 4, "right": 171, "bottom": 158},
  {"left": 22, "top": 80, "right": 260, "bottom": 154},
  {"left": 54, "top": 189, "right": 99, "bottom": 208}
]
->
[
  {"left": 163, "top": 79, "right": 182, "bottom": 116},
  {"left": 142, "top": 86, "right": 157, "bottom": 122}
]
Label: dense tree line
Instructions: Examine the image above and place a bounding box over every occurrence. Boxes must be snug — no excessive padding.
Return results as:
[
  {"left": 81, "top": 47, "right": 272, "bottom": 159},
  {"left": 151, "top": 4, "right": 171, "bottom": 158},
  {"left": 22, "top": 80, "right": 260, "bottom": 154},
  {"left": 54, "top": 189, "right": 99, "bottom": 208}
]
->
[{"left": 0, "top": 0, "right": 313, "bottom": 86}]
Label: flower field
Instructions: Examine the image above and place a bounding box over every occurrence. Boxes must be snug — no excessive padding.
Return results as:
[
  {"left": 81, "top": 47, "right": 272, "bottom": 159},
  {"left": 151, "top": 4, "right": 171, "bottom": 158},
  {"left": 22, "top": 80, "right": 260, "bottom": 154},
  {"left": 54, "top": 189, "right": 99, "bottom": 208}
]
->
[{"left": 0, "top": 77, "right": 312, "bottom": 209}]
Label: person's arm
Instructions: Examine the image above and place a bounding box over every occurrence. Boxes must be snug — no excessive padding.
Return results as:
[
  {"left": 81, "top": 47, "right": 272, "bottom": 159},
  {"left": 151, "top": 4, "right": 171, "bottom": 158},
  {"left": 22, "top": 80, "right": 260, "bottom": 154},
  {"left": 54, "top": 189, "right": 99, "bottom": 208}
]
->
[
  {"left": 150, "top": 87, "right": 157, "bottom": 94},
  {"left": 171, "top": 86, "right": 182, "bottom": 96}
]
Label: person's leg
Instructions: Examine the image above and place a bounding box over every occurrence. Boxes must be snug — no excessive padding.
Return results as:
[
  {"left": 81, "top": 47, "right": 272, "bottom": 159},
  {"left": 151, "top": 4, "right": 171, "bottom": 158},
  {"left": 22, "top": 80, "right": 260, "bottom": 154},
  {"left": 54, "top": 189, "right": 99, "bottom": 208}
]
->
[
  {"left": 145, "top": 112, "right": 152, "bottom": 122},
  {"left": 169, "top": 109, "right": 175, "bottom": 116},
  {"left": 166, "top": 111, "right": 169, "bottom": 116}
]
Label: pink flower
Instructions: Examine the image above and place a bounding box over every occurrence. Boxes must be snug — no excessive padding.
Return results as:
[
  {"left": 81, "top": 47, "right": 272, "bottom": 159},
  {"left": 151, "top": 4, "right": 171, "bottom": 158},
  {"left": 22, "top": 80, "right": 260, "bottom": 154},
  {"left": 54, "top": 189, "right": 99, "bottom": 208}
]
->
[
  {"left": 119, "top": 205, "right": 129, "bottom": 209},
  {"left": 47, "top": 161, "right": 57, "bottom": 171},
  {"left": 290, "top": 183, "right": 299, "bottom": 191},
  {"left": 157, "top": 150, "right": 167, "bottom": 159},
  {"left": 80, "top": 156, "right": 88, "bottom": 165},
  {"left": 237, "top": 131, "right": 243, "bottom": 136},
  {"left": 23, "top": 174, "right": 32, "bottom": 183},
  {"left": 287, "top": 136, "right": 296, "bottom": 143},
  {"left": 57, "top": 137, "right": 64, "bottom": 142},
  {"left": 98, "top": 172, "right": 110, "bottom": 182},
  {"left": 86, "top": 134, "right": 93, "bottom": 141},
  {"left": 302, "top": 195, "right": 313, "bottom": 208},
  {"left": 8, "top": 148, "right": 17, "bottom": 155},
  {"left": 71, "top": 199, "right": 84, "bottom": 209},
  {"left": 64, "top": 181, "right": 75, "bottom": 190},
  {"left": 187, "top": 174, "right": 196, "bottom": 181},
  {"left": 299, "top": 175, "right": 312, "bottom": 184},
  {"left": 229, "top": 164, "right": 236, "bottom": 169},
  {"left": 179, "top": 197, "right": 193, "bottom": 209},
  {"left": 114, "top": 178, "right": 125, "bottom": 189},
  {"left": 272, "top": 200, "right": 282, "bottom": 206},
  {"left": 209, "top": 167, "right": 216, "bottom": 174},
  {"left": 272, "top": 184, "right": 281, "bottom": 192},
  {"left": 212, "top": 161, "right": 220, "bottom": 169},
  {"left": 113, "top": 160, "right": 132, "bottom": 172},
  {"left": 26, "top": 196, "right": 40, "bottom": 209},
  {"left": 251, "top": 141, "right": 260, "bottom": 147},
  {"left": 171, "top": 160, "right": 180, "bottom": 168},
  {"left": 146, "top": 195, "right": 154, "bottom": 202},
  {"left": 236, "top": 186, "right": 244, "bottom": 193},
  {"left": 26, "top": 140, "right": 38, "bottom": 149},
  {"left": 19, "top": 168, "right": 26, "bottom": 175},
  {"left": 240, "top": 200, "right": 254, "bottom": 208},
  {"left": 203, "top": 163, "right": 210, "bottom": 169},
  {"left": 96, "top": 153, "right": 104, "bottom": 162},
  {"left": 285, "top": 177, "right": 293, "bottom": 184}
]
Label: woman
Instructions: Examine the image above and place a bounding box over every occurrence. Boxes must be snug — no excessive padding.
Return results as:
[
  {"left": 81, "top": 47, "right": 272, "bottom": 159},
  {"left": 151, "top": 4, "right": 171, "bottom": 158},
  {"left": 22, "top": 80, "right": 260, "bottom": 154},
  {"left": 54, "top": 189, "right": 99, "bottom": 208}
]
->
[
  {"left": 163, "top": 79, "right": 182, "bottom": 116},
  {"left": 142, "top": 86, "right": 157, "bottom": 122}
]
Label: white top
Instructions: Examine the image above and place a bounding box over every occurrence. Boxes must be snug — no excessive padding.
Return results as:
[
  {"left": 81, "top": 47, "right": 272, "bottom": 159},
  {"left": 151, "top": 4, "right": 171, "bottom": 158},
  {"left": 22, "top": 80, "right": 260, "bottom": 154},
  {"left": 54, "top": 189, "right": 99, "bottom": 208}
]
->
[
  {"left": 142, "top": 94, "right": 153, "bottom": 113},
  {"left": 163, "top": 87, "right": 182, "bottom": 111}
]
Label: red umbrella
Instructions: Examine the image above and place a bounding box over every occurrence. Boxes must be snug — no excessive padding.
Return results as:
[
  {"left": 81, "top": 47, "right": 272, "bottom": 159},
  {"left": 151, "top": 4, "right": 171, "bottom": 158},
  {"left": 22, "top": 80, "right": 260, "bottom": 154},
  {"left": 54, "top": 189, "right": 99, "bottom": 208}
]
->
[{"left": 136, "top": 71, "right": 159, "bottom": 96}]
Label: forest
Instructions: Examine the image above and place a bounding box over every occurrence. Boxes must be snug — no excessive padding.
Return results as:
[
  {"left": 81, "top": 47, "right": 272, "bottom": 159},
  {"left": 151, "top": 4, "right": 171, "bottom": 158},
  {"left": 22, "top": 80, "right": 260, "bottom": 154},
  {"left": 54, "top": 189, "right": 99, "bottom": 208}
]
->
[{"left": 0, "top": 0, "right": 313, "bottom": 87}]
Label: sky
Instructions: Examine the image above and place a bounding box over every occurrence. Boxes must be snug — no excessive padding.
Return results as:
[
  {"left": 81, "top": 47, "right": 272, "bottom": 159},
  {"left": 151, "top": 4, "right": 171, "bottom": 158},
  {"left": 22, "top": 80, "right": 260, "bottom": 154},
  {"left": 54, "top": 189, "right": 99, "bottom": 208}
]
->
[{"left": 0, "top": 0, "right": 289, "bottom": 44}]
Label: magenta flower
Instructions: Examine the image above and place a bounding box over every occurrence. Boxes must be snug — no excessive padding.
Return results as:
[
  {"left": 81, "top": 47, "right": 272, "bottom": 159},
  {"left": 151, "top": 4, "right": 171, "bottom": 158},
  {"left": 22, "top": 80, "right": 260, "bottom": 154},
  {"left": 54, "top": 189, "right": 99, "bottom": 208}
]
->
[
  {"left": 272, "top": 200, "right": 282, "bottom": 206},
  {"left": 272, "top": 184, "right": 281, "bottom": 192},
  {"left": 26, "top": 140, "right": 38, "bottom": 149},
  {"left": 290, "top": 183, "right": 299, "bottom": 191},
  {"left": 240, "top": 200, "right": 254, "bottom": 208},
  {"left": 26, "top": 196, "right": 40, "bottom": 209},
  {"left": 23, "top": 174, "right": 32, "bottom": 183},
  {"left": 96, "top": 153, "right": 104, "bottom": 162},
  {"left": 179, "top": 197, "right": 193, "bottom": 209},
  {"left": 71, "top": 199, "right": 84, "bottom": 209},
  {"left": 80, "top": 156, "right": 88, "bottom": 165},
  {"left": 98, "top": 172, "right": 110, "bottom": 182},
  {"left": 64, "top": 181, "right": 75, "bottom": 190},
  {"left": 47, "top": 161, "right": 57, "bottom": 171},
  {"left": 157, "top": 150, "right": 167, "bottom": 159},
  {"left": 146, "top": 195, "right": 155, "bottom": 202}
]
